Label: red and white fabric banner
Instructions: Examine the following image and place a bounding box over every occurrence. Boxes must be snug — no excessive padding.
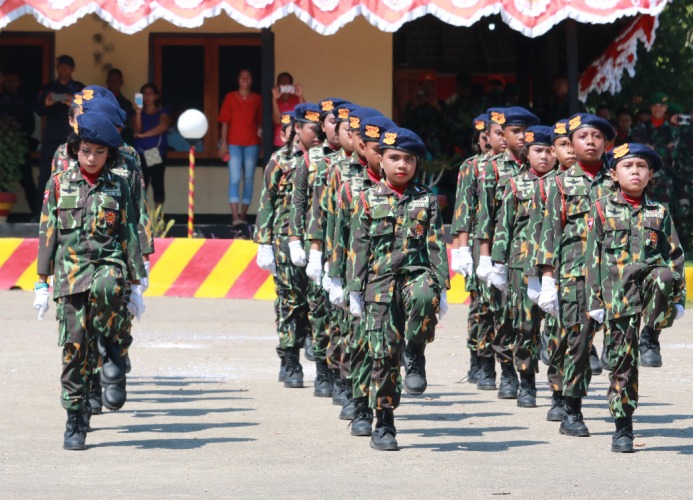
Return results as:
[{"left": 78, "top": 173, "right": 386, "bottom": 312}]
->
[
  {"left": 0, "top": 0, "right": 671, "bottom": 36},
  {"left": 578, "top": 14, "right": 659, "bottom": 100}
]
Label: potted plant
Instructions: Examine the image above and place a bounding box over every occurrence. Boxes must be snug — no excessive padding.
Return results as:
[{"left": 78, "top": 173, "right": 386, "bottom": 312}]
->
[{"left": 0, "top": 115, "right": 28, "bottom": 222}]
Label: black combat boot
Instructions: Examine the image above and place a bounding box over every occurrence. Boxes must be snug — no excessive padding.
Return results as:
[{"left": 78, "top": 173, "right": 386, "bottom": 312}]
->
[
  {"left": 497, "top": 362, "right": 519, "bottom": 399},
  {"left": 350, "top": 397, "right": 373, "bottom": 437},
  {"left": 559, "top": 396, "right": 590, "bottom": 437},
  {"left": 304, "top": 335, "right": 316, "bottom": 362},
  {"left": 63, "top": 409, "right": 87, "bottom": 450},
  {"left": 124, "top": 353, "right": 131, "bottom": 374},
  {"left": 403, "top": 341, "right": 427, "bottom": 395},
  {"left": 98, "top": 336, "right": 126, "bottom": 385},
  {"left": 102, "top": 374, "right": 127, "bottom": 411},
  {"left": 276, "top": 347, "right": 287, "bottom": 382},
  {"left": 370, "top": 409, "right": 398, "bottom": 451},
  {"left": 540, "top": 329, "right": 550, "bottom": 366},
  {"left": 339, "top": 380, "right": 358, "bottom": 420},
  {"left": 467, "top": 350, "right": 481, "bottom": 384},
  {"left": 476, "top": 356, "right": 497, "bottom": 390},
  {"left": 600, "top": 345, "right": 611, "bottom": 372},
  {"left": 640, "top": 326, "right": 662, "bottom": 368},
  {"left": 332, "top": 371, "right": 346, "bottom": 405},
  {"left": 313, "top": 360, "right": 333, "bottom": 398},
  {"left": 87, "top": 377, "right": 103, "bottom": 416},
  {"left": 283, "top": 347, "right": 304, "bottom": 388},
  {"left": 516, "top": 371, "right": 537, "bottom": 408},
  {"left": 611, "top": 416, "right": 634, "bottom": 453},
  {"left": 589, "top": 345, "right": 603, "bottom": 376},
  {"left": 546, "top": 391, "right": 567, "bottom": 422}
]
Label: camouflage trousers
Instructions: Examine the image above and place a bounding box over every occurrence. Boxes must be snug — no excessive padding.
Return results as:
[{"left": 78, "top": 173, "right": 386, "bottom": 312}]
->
[
  {"left": 547, "top": 276, "right": 596, "bottom": 398},
  {"left": 466, "top": 241, "right": 494, "bottom": 354},
  {"left": 347, "top": 316, "right": 373, "bottom": 399},
  {"left": 509, "top": 269, "right": 541, "bottom": 373},
  {"left": 605, "top": 267, "right": 678, "bottom": 419},
  {"left": 56, "top": 264, "right": 129, "bottom": 410},
  {"left": 307, "top": 279, "right": 330, "bottom": 362},
  {"left": 327, "top": 305, "right": 350, "bottom": 377},
  {"left": 272, "top": 236, "right": 311, "bottom": 350},
  {"left": 485, "top": 280, "right": 514, "bottom": 364},
  {"left": 364, "top": 271, "right": 439, "bottom": 410},
  {"left": 544, "top": 314, "right": 560, "bottom": 366}
]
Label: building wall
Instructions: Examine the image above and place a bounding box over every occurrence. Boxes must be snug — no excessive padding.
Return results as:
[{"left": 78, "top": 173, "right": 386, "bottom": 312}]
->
[{"left": 5, "top": 14, "right": 392, "bottom": 218}]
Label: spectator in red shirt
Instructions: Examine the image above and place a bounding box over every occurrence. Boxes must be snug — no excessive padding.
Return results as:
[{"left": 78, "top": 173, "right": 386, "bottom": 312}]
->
[
  {"left": 218, "top": 68, "right": 263, "bottom": 225},
  {"left": 272, "top": 72, "right": 304, "bottom": 149}
]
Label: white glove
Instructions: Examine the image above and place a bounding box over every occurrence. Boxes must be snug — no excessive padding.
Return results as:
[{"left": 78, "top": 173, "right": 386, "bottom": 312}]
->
[
  {"left": 256, "top": 244, "right": 276, "bottom": 275},
  {"left": 321, "top": 262, "right": 331, "bottom": 292},
  {"left": 438, "top": 289, "right": 448, "bottom": 320},
  {"left": 128, "top": 284, "right": 146, "bottom": 322},
  {"left": 538, "top": 276, "right": 559, "bottom": 317},
  {"left": 527, "top": 276, "right": 541, "bottom": 303},
  {"left": 140, "top": 260, "right": 151, "bottom": 292},
  {"left": 675, "top": 304, "right": 685, "bottom": 320},
  {"left": 450, "top": 248, "right": 462, "bottom": 275},
  {"left": 329, "top": 278, "right": 344, "bottom": 307},
  {"left": 306, "top": 249, "right": 322, "bottom": 283},
  {"left": 476, "top": 255, "right": 493, "bottom": 283},
  {"left": 488, "top": 263, "right": 508, "bottom": 291},
  {"left": 349, "top": 291, "right": 364, "bottom": 318},
  {"left": 459, "top": 246, "right": 474, "bottom": 277},
  {"left": 588, "top": 309, "right": 605, "bottom": 324},
  {"left": 288, "top": 240, "right": 307, "bottom": 267},
  {"left": 33, "top": 284, "right": 50, "bottom": 320}
]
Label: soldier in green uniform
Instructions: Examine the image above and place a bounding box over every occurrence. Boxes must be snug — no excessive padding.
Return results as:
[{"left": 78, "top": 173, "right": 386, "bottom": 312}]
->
[
  {"left": 475, "top": 106, "right": 539, "bottom": 399},
  {"left": 254, "top": 104, "right": 322, "bottom": 389},
  {"left": 489, "top": 125, "right": 556, "bottom": 407},
  {"left": 536, "top": 113, "right": 616, "bottom": 437},
  {"left": 449, "top": 113, "right": 495, "bottom": 384},
  {"left": 34, "top": 112, "right": 145, "bottom": 450},
  {"left": 586, "top": 143, "right": 685, "bottom": 452},
  {"left": 347, "top": 127, "right": 450, "bottom": 451},
  {"left": 329, "top": 113, "right": 395, "bottom": 435}
]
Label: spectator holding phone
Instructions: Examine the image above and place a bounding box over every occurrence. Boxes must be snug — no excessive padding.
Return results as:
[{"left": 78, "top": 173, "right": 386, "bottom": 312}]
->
[
  {"left": 217, "top": 68, "right": 263, "bottom": 226},
  {"left": 272, "top": 72, "right": 305, "bottom": 150},
  {"left": 34, "top": 55, "right": 85, "bottom": 217},
  {"left": 132, "top": 83, "right": 171, "bottom": 210}
]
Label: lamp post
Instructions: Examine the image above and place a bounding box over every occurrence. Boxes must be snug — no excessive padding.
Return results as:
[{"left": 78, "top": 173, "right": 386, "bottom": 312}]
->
[{"left": 177, "top": 109, "right": 208, "bottom": 238}]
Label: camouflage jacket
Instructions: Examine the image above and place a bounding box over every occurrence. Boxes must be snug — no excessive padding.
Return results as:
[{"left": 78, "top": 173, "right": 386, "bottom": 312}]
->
[
  {"left": 536, "top": 163, "right": 615, "bottom": 279},
  {"left": 524, "top": 168, "right": 560, "bottom": 277},
  {"left": 37, "top": 167, "right": 145, "bottom": 299},
  {"left": 450, "top": 151, "right": 491, "bottom": 236},
  {"left": 586, "top": 192, "right": 685, "bottom": 319},
  {"left": 305, "top": 143, "right": 340, "bottom": 243},
  {"left": 492, "top": 167, "right": 553, "bottom": 271},
  {"left": 329, "top": 164, "right": 378, "bottom": 280},
  {"left": 324, "top": 149, "right": 358, "bottom": 258},
  {"left": 253, "top": 147, "right": 302, "bottom": 243},
  {"left": 288, "top": 143, "right": 333, "bottom": 241},
  {"left": 51, "top": 142, "right": 154, "bottom": 255},
  {"left": 632, "top": 120, "right": 677, "bottom": 170},
  {"left": 475, "top": 151, "right": 522, "bottom": 241},
  {"left": 347, "top": 181, "right": 450, "bottom": 303}
]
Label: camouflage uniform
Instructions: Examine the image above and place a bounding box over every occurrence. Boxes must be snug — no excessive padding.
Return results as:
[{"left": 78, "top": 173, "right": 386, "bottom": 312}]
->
[
  {"left": 586, "top": 192, "right": 685, "bottom": 418},
  {"left": 254, "top": 148, "right": 311, "bottom": 350},
  {"left": 450, "top": 152, "right": 494, "bottom": 353},
  {"left": 347, "top": 181, "right": 450, "bottom": 410},
  {"left": 537, "top": 163, "right": 615, "bottom": 398},
  {"left": 37, "top": 167, "right": 145, "bottom": 410},
  {"left": 475, "top": 151, "right": 522, "bottom": 362}
]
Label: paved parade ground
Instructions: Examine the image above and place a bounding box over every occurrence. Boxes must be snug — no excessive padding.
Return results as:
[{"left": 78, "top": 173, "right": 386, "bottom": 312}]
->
[{"left": 2, "top": 290, "right": 692, "bottom": 499}]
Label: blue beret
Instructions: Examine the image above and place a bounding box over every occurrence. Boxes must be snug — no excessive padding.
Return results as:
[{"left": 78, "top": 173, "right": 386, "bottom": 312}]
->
[
  {"left": 80, "top": 85, "right": 119, "bottom": 106},
  {"left": 279, "top": 110, "right": 294, "bottom": 129},
  {"left": 294, "top": 103, "right": 322, "bottom": 123},
  {"left": 472, "top": 114, "right": 489, "bottom": 131},
  {"left": 503, "top": 106, "right": 540, "bottom": 127},
  {"left": 82, "top": 98, "right": 127, "bottom": 128},
  {"left": 349, "top": 106, "right": 382, "bottom": 131},
  {"left": 379, "top": 126, "right": 427, "bottom": 157},
  {"left": 607, "top": 143, "right": 663, "bottom": 172},
  {"left": 550, "top": 119, "right": 569, "bottom": 143},
  {"left": 524, "top": 125, "right": 553, "bottom": 147},
  {"left": 567, "top": 113, "right": 615, "bottom": 141},
  {"left": 319, "top": 98, "right": 349, "bottom": 116},
  {"left": 360, "top": 115, "right": 396, "bottom": 142},
  {"left": 333, "top": 102, "right": 358, "bottom": 122},
  {"left": 75, "top": 112, "right": 122, "bottom": 149},
  {"left": 487, "top": 108, "right": 507, "bottom": 126}
]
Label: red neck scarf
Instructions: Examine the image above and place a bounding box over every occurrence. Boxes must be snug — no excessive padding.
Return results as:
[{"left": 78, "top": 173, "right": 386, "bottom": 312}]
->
[
  {"left": 509, "top": 151, "right": 522, "bottom": 165},
  {"left": 651, "top": 117, "right": 665, "bottom": 128},
  {"left": 622, "top": 191, "right": 642, "bottom": 209},
  {"left": 530, "top": 167, "right": 542, "bottom": 177},
  {"left": 579, "top": 160, "right": 602, "bottom": 179},
  {"left": 366, "top": 168, "right": 381, "bottom": 184},
  {"left": 387, "top": 181, "right": 408, "bottom": 198},
  {"left": 80, "top": 166, "right": 102, "bottom": 186},
  {"left": 357, "top": 155, "right": 368, "bottom": 167}
]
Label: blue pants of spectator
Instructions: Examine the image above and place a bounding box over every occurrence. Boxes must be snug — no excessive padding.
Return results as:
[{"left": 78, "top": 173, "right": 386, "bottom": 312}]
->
[{"left": 228, "top": 144, "right": 260, "bottom": 205}]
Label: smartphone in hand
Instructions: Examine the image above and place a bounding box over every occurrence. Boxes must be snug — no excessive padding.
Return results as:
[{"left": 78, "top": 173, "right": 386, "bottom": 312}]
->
[{"left": 134, "top": 93, "right": 144, "bottom": 108}]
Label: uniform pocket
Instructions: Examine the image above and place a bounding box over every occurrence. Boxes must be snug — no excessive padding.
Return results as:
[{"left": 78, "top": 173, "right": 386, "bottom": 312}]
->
[
  {"left": 559, "top": 277, "right": 581, "bottom": 328},
  {"left": 57, "top": 208, "right": 82, "bottom": 230},
  {"left": 97, "top": 194, "right": 120, "bottom": 229},
  {"left": 56, "top": 299, "right": 68, "bottom": 347}
]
